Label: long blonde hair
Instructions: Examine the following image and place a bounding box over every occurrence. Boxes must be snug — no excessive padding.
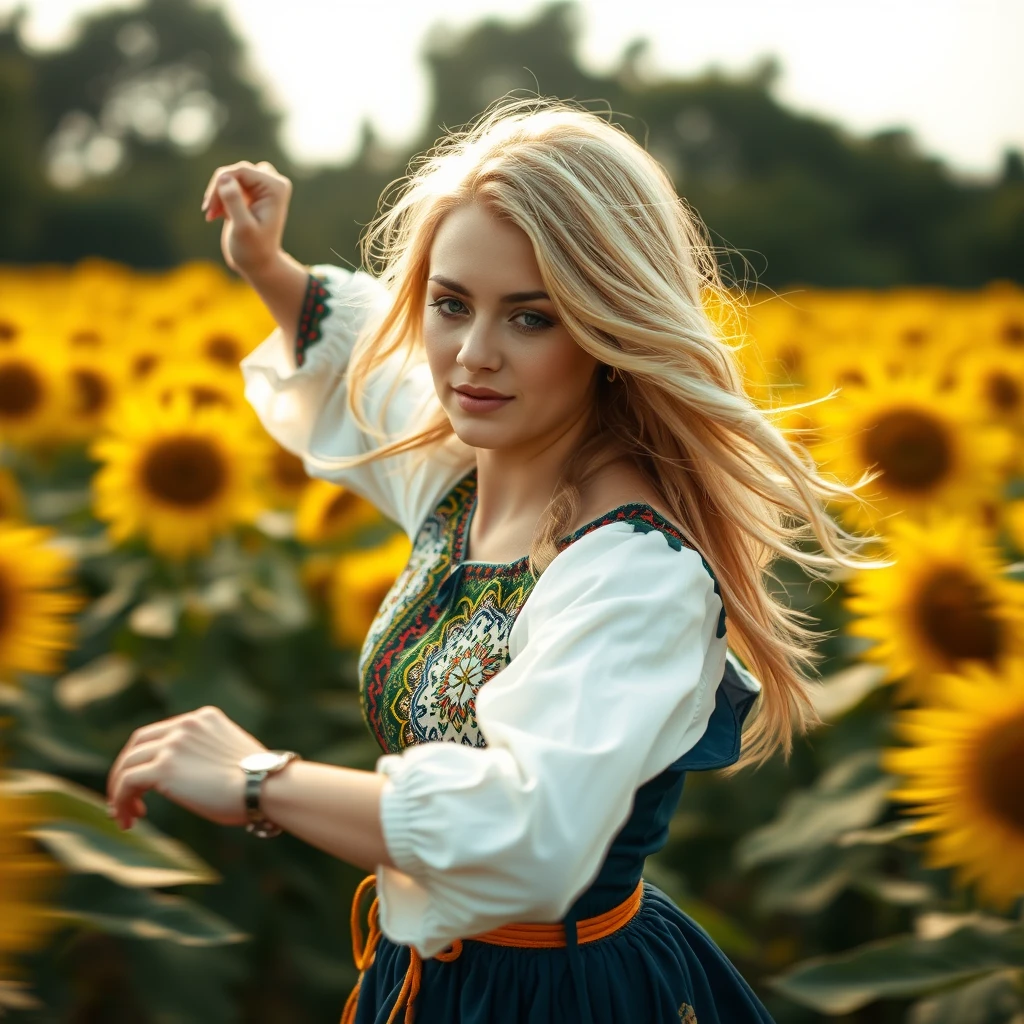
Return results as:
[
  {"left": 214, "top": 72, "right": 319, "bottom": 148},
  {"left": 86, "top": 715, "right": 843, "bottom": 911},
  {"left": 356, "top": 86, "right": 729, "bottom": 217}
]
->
[{"left": 303, "top": 95, "right": 890, "bottom": 772}]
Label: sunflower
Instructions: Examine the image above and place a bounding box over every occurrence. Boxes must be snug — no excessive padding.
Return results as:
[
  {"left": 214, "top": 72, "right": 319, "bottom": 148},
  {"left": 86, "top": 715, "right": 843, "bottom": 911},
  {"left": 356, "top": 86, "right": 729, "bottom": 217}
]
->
[
  {"left": 845, "top": 514, "right": 1024, "bottom": 703},
  {"left": 136, "top": 357, "right": 254, "bottom": 422},
  {"left": 0, "top": 775, "right": 62, "bottom": 987},
  {"left": 261, "top": 441, "right": 310, "bottom": 509},
  {"left": 61, "top": 349, "right": 126, "bottom": 444},
  {"left": 813, "top": 366, "right": 1011, "bottom": 532},
  {"left": 329, "top": 533, "right": 412, "bottom": 648},
  {"left": 0, "top": 523, "right": 84, "bottom": 679},
  {"left": 0, "top": 470, "right": 26, "bottom": 522},
  {"left": 0, "top": 344, "right": 71, "bottom": 448},
  {"left": 882, "top": 659, "right": 1024, "bottom": 908},
  {"left": 295, "top": 480, "right": 381, "bottom": 545},
  {"left": 89, "top": 392, "right": 267, "bottom": 561}
]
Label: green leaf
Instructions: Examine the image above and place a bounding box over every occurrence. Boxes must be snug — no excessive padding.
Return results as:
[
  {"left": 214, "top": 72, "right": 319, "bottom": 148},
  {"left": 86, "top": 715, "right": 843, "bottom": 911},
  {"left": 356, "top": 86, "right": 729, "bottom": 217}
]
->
[
  {"left": 811, "top": 662, "right": 887, "bottom": 721},
  {"left": 642, "top": 859, "right": 759, "bottom": 958},
  {"left": 52, "top": 873, "right": 248, "bottom": 946},
  {"left": 769, "top": 923, "right": 1024, "bottom": 1013},
  {"left": 735, "top": 750, "right": 892, "bottom": 867},
  {"left": 907, "top": 970, "right": 1024, "bottom": 1024},
  {"left": 756, "top": 846, "right": 879, "bottom": 915},
  {"left": 2, "top": 769, "right": 219, "bottom": 887}
]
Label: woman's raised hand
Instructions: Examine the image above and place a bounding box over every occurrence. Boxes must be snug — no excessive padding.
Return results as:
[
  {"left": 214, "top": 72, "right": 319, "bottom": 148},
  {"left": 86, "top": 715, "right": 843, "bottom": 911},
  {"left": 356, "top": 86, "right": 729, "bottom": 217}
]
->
[{"left": 201, "top": 160, "right": 292, "bottom": 279}]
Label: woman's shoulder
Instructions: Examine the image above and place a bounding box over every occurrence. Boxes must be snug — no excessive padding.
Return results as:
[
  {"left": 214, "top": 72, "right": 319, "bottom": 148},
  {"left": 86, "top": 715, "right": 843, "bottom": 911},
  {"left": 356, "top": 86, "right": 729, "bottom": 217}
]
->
[{"left": 570, "top": 459, "right": 678, "bottom": 533}]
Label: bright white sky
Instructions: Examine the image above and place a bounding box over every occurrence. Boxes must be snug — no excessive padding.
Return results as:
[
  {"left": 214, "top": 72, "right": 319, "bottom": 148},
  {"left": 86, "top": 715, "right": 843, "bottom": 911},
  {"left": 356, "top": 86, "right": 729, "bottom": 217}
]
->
[{"left": 5, "top": 0, "right": 1022, "bottom": 181}]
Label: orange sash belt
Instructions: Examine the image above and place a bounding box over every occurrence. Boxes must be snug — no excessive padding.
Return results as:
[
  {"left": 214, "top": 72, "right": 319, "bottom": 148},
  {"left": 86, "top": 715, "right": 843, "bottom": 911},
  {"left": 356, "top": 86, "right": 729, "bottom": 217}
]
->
[{"left": 339, "top": 873, "right": 644, "bottom": 1024}]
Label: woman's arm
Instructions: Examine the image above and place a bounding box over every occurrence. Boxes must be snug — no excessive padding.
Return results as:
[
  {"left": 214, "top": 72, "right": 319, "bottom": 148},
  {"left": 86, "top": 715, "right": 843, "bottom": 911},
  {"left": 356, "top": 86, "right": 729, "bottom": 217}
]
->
[
  {"left": 260, "top": 760, "right": 396, "bottom": 872},
  {"left": 242, "top": 249, "right": 310, "bottom": 342},
  {"left": 104, "top": 704, "right": 399, "bottom": 873}
]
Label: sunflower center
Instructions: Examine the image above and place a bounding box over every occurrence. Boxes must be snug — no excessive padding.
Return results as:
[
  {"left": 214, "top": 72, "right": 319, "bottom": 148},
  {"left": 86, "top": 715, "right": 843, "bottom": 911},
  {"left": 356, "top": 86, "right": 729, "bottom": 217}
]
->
[
  {"left": 325, "top": 491, "right": 361, "bottom": 528},
  {"left": 986, "top": 372, "right": 1021, "bottom": 413},
  {"left": 914, "top": 566, "right": 1003, "bottom": 665},
  {"left": 72, "top": 369, "right": 110, "bottom": 416},
  {"left": 837, "top": 369, "right": 865, "bottom": 388},
  {"left": 861, "top": 408, "right": 952, "bottom": 492},
  {"left": 273, "top": 447, "right": 308, "bottom": 490},
  {"left": 0, "top": 362, "right": 43, "bottom": 419},
  {"left": 205, "top": 335, "right": 242, "bottom": 365},
  {"left": 132, "top": 353, "right": 159, "bottom": 379},
  {"left": 71, "top": 330, "right": 102, "bottom": 348},
  {"left": 141, "top": 437, "right": 227, "bottom": 508},
  {"left": 1002, "top": 320, "right": 1024, "bottom": 347},
  {"left": 974, "top": 710, "right": 1024, "bottom": 833},
  {"left": 189, "top": 385, "right": 230, "bottom": 410}
]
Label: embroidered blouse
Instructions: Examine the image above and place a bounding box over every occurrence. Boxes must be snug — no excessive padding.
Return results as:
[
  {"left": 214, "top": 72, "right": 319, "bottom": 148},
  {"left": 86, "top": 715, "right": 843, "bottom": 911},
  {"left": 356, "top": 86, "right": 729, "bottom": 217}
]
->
[{"left": 239, "top": 264, "right": 762, "bottom": 960}]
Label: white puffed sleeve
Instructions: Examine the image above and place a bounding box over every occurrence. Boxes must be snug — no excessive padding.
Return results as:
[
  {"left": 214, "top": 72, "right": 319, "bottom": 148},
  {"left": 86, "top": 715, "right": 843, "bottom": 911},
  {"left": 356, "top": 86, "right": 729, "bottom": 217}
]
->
[
  {"left": 373, "top": 522, "right": 733, "bottom": 958},
  {"left": 239, "top": 263, "right": 473, "bottom": 537}
]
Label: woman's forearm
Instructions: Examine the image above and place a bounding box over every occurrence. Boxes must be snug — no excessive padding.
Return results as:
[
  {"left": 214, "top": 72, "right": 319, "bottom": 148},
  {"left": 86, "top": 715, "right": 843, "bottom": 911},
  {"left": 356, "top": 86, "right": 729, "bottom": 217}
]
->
[{"left": 258, "top": 759, "right": 398, "bottom": 872}]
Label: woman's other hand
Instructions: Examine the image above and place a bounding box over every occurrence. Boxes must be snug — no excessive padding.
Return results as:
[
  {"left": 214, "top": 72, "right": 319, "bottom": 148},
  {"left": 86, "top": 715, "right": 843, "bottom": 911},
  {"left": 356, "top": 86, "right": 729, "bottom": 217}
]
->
[
  {"left": 106, "top": 705, "right": 268, "bottom": 831},
  {"left": 201, "top": 160, "right": 292, "bottom": 280}
]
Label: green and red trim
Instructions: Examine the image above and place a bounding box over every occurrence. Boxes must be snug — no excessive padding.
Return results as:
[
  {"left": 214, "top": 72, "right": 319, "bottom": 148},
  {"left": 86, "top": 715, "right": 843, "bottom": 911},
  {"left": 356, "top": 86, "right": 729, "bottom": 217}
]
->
[{"left": 295, "top": 272, "right": 331, "bottom": 367}]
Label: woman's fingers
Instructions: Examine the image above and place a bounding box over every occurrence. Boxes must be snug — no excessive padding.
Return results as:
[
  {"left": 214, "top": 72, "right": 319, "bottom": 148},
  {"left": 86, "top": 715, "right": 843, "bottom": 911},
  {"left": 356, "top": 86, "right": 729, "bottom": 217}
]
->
[
  {"left": 106, "top": 715, "right": 190, "bottom": 803},
  {"left": 109, "top": 737, "right": 166, "bottom": 810}
]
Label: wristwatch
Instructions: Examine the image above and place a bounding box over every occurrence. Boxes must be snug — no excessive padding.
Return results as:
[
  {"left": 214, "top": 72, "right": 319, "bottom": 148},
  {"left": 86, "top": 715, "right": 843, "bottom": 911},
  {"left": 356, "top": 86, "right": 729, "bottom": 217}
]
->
[{"left": 239, "top": 750, "right": 302, "bottom": 838}]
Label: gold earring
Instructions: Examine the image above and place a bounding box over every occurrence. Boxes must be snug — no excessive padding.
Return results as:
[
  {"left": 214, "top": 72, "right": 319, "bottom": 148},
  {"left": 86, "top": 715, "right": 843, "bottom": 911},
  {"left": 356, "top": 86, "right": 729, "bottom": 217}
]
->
[{"left": 605, "top": 365, "right": 617, "bottom": 382}]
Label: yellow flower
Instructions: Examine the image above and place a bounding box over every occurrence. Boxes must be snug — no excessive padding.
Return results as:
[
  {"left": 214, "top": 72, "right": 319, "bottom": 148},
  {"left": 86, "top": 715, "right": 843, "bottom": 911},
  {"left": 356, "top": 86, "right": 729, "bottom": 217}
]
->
[
  {"left": 845, "top": 515, "right": 1024, "bottom": 702},
  {"left": 882, "top": 659, "right": 1024, "bottom": 908},
  {"left": 329, "top": 533, "right": 412, "bottom": 648},
  {"left": 0, "top": 775, "right": 62, "bottom": 986},
  {"left": 62, "top": 349, "right": 126, "bottom": 444},
  {"left": 295, "top": 480, "right": 381, "bottom": 546},
  {"left": 814, "top": 366, "right": 1010, "bottom": 532},
  {"left": 89, "top": 392, "right": 267, "bottom": 561},
  {"left": 261, "top": 442, "right": 310, "bottom": 510},
  {"left": 0, "top": 523, "right": 84, "bottom": 679},
  {"left": 136, "top": 357, "right": 254, "bottom": 423},
  {"left": 0, "top": 343, "right": 71, "bottom": 448},
  {"left": 0, "top": 469, "right": 26, "bottom": 522}
]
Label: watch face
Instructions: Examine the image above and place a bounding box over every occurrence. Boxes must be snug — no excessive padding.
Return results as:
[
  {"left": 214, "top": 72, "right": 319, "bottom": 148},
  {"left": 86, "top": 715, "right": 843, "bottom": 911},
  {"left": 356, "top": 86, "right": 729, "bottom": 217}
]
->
[{"left": 240, "top": 751, "right": 287, "bottom": 773}]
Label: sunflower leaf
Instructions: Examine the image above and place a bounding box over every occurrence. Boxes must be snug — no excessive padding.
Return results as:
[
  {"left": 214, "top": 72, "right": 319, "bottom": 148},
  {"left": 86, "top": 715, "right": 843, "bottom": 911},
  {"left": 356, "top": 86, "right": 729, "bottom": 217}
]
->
[
  {"left": 768, "top": 923, "right": 1024, "bottom": 1013},
  {"left": 3, "top": 769, "right": 219, "bottom": 887},
  {"left": 812, "top": 662, "right": 887, "bottom": 721},
  {"left": 735, "top": 750, "right": 892, "bottom": 867},
  {"left": 756, "top": 845, "right": 880, "bottom": 915},
  {"left": 51, "top": 873, "right": 248, "bottom": 946},
  {"left": 906, "top": 969, "right": 1024, "bottom": 1024}
]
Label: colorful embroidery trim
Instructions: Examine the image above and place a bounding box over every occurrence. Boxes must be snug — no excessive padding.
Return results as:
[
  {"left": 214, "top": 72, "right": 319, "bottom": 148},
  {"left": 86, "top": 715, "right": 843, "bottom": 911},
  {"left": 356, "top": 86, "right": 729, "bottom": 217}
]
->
[
  {"left": 295, "top": 272, "right": 330, "bottom": 367},
  {"left": 358, "top": 469, "right": 728, "bottom": 755}
]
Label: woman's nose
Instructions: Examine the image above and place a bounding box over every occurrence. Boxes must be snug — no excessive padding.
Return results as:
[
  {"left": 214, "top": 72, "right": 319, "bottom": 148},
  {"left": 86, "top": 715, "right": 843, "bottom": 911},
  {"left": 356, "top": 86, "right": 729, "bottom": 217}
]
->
[{"left": 456, "top": 325, "right": 502, "bottom": 372}]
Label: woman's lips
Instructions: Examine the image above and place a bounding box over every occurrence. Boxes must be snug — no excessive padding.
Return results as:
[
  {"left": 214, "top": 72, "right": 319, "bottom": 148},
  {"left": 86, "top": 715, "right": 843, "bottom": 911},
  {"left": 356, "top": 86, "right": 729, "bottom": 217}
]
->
[{"left": 453, "top": 388, "right": 513, "bottom": 414}]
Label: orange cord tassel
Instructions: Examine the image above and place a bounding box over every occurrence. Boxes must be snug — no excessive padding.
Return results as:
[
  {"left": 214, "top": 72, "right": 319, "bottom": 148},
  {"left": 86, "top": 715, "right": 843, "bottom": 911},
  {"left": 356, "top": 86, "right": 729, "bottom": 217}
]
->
[{"left": 340, "top": 874, "right": 643, "bottom": 1023}]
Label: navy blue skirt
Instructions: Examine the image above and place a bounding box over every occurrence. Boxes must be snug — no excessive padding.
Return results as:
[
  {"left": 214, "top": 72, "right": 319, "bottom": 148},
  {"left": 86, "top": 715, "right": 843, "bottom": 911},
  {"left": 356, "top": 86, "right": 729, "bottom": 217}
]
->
[{"left": 351, "top": 879, "right": 774, "bottom": 1023}]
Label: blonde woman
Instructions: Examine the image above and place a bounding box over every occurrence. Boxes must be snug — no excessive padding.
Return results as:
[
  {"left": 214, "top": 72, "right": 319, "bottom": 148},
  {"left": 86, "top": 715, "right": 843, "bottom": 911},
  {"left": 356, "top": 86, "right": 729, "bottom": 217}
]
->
[{"left": 107, "top": 97, "right": 882, "bottom": 1023}]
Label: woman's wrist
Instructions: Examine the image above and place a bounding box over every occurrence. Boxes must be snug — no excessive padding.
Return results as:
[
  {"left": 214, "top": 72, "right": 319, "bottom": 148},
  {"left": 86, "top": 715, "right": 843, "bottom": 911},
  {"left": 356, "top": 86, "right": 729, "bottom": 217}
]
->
[
  {"left": 242, "top": 250, "right": 310, "bottom": 344},
  {"left": 256, "top": 759, "right": 395, "bottom": 872}
]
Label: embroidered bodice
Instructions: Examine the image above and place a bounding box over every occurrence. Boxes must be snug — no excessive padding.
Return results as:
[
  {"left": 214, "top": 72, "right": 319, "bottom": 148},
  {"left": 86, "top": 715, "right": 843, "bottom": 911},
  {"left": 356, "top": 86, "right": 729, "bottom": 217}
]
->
[{"left": 358, "top": 468, "right": 724, "bottom": 757}]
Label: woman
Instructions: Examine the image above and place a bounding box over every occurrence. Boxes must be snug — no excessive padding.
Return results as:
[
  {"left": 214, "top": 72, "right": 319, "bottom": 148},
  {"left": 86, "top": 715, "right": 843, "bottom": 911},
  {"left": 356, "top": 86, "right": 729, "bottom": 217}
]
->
[{"left": 107, "top": 97, "right": 883, "bottom": 1023}]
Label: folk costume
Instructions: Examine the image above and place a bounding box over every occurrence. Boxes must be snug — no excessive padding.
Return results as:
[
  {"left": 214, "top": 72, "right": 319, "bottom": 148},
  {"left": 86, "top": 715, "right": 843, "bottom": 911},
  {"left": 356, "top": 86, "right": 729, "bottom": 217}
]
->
[{"left": 240, "top": 265, "right": 777, "bottom": 1023}]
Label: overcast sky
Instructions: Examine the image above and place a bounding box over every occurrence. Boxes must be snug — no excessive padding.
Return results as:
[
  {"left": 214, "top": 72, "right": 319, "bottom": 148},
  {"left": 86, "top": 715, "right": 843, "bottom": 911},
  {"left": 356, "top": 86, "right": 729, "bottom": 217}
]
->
[{"left": 5, "top": 0, "right": 1022, "bottom": 181}]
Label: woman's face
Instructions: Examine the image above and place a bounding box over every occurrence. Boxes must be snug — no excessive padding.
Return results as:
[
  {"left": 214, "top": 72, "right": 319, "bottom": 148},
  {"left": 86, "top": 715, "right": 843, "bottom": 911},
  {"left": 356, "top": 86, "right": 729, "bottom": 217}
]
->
[{"left": 422, "top": 201, "right": 599, "bottom": 453}]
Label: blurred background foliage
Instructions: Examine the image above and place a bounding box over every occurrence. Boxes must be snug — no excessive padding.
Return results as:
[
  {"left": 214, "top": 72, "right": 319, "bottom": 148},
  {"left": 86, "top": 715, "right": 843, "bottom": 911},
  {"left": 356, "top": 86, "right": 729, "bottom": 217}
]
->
[
  {"left": 0, "top": 0, "right": 1022, "bottom": 286},
  {"left": 1, "top": 1, "right": 1023, "bottom": 1022}
]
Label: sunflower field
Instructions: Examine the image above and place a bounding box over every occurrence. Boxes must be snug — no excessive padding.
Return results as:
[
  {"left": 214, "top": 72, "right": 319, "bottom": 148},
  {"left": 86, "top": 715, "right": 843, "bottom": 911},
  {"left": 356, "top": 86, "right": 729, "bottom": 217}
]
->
[{"left": 0, "top": 259, "right": 1023, "bottom": 1023}]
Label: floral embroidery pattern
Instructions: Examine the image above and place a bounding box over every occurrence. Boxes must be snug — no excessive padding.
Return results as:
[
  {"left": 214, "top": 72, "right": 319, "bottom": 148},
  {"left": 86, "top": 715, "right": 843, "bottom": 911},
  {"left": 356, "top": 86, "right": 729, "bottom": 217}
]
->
[
  {"left": 295, "top": 272, "right": 330, "bottom": 367},
  {"left": 358, "top": 468, "right": 723, "bottom": 755},
  {"left": 677, "top": 1003, "right": 698, "bottom": 1023}
]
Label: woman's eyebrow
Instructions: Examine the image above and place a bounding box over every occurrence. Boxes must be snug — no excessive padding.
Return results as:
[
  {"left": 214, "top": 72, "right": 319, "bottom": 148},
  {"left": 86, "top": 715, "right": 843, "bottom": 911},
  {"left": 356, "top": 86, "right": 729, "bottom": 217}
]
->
[{"left": 428, "top": 274, "right": 550, "bottom": 303}]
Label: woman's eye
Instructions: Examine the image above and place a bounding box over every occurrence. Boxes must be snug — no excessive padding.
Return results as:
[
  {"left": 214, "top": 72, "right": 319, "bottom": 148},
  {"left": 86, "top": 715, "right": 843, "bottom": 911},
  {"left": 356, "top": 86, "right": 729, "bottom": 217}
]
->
[{"left": 427, "top": 298, "right": 554, "bottom": 334}]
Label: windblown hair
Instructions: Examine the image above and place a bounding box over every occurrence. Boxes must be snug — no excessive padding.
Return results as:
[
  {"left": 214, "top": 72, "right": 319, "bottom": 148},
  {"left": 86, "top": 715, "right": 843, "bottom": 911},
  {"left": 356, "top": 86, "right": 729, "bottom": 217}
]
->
[{"left": 302, "top": 95, "right": 890, "bottom": 772}]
